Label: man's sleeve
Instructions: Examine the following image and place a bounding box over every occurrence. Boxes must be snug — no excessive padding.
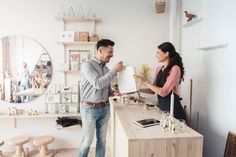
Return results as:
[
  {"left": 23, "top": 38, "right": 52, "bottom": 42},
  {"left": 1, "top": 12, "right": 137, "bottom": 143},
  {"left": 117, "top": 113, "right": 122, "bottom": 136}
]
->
[{"left": 81, "top": 62, "right": 117, "bottom": 89}]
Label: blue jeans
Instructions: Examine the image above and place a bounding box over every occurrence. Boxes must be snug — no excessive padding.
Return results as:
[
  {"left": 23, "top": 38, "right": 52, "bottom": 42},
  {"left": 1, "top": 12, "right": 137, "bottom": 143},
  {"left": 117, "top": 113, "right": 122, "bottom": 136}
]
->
[{"left": 79, "top": 103, "right": 110, "bottom": 157}]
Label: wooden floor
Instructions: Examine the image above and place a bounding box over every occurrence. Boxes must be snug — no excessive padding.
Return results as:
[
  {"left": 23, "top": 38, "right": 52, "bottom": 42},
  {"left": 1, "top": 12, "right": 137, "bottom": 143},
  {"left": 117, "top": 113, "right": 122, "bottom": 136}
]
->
[{"left": 3, "top": 148, "right": 111, "bottom": 157}]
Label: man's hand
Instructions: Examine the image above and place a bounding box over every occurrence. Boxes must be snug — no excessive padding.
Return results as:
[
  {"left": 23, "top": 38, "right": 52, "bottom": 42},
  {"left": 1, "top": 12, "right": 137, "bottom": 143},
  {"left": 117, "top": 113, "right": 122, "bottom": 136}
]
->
[
  {"left": 114, "top": 90, "right": 121, "bottom": 96},
  {"left": 114, "top": 61, "right": 125, "bottom": 72}
]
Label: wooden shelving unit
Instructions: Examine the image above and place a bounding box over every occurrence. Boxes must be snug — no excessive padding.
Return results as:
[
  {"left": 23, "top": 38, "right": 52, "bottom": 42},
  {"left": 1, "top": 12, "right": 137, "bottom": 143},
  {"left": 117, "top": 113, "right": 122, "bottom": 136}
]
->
[{"left": 55, "top": 16, "right": 99, "bottom": 85}]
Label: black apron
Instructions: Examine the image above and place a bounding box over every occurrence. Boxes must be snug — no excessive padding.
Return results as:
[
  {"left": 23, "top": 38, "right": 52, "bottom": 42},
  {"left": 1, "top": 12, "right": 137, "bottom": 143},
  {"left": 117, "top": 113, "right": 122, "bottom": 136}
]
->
[{"left": 156, "top": 68, "right": 186, "bottom": 120}]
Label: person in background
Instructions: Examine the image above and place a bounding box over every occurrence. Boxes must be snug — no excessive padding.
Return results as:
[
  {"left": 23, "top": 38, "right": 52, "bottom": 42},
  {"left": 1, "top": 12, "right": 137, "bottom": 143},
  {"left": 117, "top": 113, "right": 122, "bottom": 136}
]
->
[
  {"left": 79, "top": 39, "right": 125, "bottom": 157},
  {"left": 134, "top": 42, "right": 186, "bottom": 120},
  {"left": 18, "top": 62, "right": 30, "bottom": 103},
  {"left": 46, "top": 61, "right": 52, "bottom": 79}
]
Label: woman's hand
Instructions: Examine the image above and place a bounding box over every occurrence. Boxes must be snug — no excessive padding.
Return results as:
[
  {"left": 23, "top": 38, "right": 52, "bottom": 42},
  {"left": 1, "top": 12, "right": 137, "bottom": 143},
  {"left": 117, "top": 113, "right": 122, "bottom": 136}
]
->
[
  {"left": 114, "top": 90, "right": 121, "bottom": 96},
  {"left": 133, "top": 74, "right": 147, "bottom": 83}
]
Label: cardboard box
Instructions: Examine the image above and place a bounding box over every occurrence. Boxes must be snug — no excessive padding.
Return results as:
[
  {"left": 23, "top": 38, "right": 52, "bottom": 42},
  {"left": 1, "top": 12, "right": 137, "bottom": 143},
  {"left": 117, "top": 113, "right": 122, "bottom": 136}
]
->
[
  {"left": 89, "top": 34, "right": 99, "bottom": 42},
  {"left": 75, "top": 32, "right": 89, "bottom": 42}
]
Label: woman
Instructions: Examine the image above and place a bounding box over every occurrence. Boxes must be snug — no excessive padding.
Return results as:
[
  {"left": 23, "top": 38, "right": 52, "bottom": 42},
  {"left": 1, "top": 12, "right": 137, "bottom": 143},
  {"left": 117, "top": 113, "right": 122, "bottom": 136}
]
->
[{"left": 134, "top": 42, "right": 186, "bottom": 120}]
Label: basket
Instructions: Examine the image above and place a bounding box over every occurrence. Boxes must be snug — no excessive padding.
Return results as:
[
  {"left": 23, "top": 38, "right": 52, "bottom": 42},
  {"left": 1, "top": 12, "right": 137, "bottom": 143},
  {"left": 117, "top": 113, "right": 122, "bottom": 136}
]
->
[{"left": 155, "top": 1, "right": 166, "bottom": 13}]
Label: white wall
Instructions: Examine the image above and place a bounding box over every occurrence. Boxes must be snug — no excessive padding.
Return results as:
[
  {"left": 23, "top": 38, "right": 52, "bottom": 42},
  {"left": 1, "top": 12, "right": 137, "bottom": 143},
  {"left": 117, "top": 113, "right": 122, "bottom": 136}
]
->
[
  {"left": 0, "top": 0, "right": 170, "bottom": 152},
  {"left": 180, "top": 0, "right": 236, "bottom": 156}
]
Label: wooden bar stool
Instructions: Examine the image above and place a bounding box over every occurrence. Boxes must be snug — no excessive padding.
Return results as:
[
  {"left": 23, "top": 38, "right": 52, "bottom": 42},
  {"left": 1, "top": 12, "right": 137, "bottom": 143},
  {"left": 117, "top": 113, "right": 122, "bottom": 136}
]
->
[
  {"left": 0, "top": 140, "right": 4, "bottom": 157},
  {"left": 33, "top": 135, "right": 54, "bottom": 157},
  {"left": 8, "top": 135, "right": 30, "bottom": 157}
]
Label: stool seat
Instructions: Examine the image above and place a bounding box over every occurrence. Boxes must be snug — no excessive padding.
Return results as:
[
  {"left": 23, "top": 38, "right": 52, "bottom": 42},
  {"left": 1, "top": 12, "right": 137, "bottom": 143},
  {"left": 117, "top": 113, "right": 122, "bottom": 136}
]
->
[
  {"left": 8, "top": 135, "right": 30, "bottom": 157},
  {"left": 0, "top": 140, "right": 4, "bottom": 146},
  {"left": 9, "top": 136, "right": 30, "bottom": 146},
  {"left": 33, "top": 136, "right": 54, "bottom": 146},
  {"left": 33, "top": 136, "right": 54, "bottom": 157}
]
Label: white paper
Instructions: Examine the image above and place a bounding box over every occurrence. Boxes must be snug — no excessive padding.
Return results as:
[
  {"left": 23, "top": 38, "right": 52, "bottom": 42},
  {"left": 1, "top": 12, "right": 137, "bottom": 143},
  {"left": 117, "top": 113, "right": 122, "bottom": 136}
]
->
[{"left": 117, "top": 66, "right": 138, "bottom": 94}]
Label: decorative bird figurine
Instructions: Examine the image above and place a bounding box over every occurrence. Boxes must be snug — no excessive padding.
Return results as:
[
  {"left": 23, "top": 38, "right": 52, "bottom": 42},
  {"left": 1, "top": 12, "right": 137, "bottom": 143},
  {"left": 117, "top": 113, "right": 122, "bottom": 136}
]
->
[{"left": 184, "top": 10, "right": 197, "bottom": 22}]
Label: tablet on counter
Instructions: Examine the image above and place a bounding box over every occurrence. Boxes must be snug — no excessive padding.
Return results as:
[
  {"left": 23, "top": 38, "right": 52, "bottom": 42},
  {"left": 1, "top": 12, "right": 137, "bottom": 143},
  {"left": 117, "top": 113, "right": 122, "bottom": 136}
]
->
[{"left": 133, "top": 118, "right": 160, "bottom": 128}]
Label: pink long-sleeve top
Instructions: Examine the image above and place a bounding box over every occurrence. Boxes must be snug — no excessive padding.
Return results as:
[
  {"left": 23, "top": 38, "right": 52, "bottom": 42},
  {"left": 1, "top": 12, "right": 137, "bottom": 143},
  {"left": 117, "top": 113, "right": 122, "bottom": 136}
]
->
[{"left": 152, "top": 65, "right": 181, "bottom": 97}]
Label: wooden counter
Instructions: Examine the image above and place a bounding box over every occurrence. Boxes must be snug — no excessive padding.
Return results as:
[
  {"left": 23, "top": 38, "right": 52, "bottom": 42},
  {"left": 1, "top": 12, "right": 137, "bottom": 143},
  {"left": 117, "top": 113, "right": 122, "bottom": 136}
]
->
[{"left": 109, "top": 98, "right": 203, "bottom": 157}]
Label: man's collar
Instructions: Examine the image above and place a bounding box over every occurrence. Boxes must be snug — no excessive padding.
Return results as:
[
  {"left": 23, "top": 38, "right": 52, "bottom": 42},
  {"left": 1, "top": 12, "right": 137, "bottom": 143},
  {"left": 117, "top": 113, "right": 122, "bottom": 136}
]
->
[{"left": 93, "top": 57, "right": 106, "bottom": 66}]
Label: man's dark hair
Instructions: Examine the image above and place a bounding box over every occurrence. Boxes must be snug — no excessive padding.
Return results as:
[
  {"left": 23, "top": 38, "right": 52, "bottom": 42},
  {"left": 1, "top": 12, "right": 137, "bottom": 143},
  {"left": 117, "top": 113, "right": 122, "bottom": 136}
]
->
[{"left": 96, "top": 39, "right": 115, "bottom": 50}]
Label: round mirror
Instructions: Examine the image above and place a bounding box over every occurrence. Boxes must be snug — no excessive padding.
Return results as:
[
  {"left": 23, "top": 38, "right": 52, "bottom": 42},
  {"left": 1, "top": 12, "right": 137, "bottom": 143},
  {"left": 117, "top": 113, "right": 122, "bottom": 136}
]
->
[{"left": 0, "top": 35, "right": 52, "bottom": 103}]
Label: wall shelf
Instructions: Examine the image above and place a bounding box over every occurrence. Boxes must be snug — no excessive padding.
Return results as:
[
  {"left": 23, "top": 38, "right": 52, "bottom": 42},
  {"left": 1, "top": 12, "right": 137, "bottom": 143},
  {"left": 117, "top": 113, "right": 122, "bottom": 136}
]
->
[
  {"left": 55, "top": 16, "right": 101, "bottom": 23},
  {"left": 58, "top": 70, "right": 81, "bottom": 73},
  {"left": 0, "top": 113, "right": 80, "bottom": 119},
  {"left": 0, "top": 113, "right": 80, "bottom": 128},
  {"left": 197, "top": 43, "right": 228, "bottom": 51},
  {"left": 56, "top": 41, "right": 96, "bottom": 46},
  {"left": 56, "top": 124, "right": 81, "bottom": 130},
  {"left": 182, "top": 17, "right": 203, "bottom": 27}
]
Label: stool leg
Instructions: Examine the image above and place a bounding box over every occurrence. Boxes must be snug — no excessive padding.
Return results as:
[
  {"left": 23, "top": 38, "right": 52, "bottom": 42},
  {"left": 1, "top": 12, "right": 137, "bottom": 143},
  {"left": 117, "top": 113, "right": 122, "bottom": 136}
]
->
[
  {"left": 39, "top": 145, "right": 53, "bottom": 157},
  {"left": 40, "top": 145, "right": 48, "bottom": 155},
  {"left": 14, "top": 145, "right": 24, "bottom": 157}
]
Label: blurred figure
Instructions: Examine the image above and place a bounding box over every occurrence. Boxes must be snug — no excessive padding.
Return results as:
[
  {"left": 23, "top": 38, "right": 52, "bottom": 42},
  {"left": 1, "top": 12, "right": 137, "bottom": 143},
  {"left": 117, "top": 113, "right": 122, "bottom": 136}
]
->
[
  {"left": 18, "top": 62, "right": 30, "bottom": 102},
  {"left": 46, "top": 61, "right": 52, "bottom": 79}
]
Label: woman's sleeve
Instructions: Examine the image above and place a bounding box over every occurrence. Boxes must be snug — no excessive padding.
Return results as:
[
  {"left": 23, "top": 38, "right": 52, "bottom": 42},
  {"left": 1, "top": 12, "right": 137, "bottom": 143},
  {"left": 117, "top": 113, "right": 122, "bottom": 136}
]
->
[{"left": 159, "top": 65, "right": 181, "bottom": 97}]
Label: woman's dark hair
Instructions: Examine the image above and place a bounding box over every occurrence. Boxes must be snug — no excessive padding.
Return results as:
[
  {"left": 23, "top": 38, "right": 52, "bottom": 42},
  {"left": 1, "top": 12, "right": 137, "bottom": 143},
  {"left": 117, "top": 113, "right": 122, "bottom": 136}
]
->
[
  {"left": 158, "top": 42, "right": 184, "bottom": 83},
  {"left": 96, "top": 39, "right": 115, "bottom": 50}
]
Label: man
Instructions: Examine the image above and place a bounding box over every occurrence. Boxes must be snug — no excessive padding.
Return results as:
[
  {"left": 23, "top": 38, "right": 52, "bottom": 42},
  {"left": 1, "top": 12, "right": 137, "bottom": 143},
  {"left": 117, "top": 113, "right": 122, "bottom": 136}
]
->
[{"left": 79, "top": 39, "right": 124, "bottom": 157}]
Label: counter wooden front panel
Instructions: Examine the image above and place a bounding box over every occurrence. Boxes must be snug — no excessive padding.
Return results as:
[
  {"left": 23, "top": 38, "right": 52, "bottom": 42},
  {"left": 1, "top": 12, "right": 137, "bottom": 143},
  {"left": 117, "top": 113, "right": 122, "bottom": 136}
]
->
[{"left": 109, "top": 98, "right": 203, "bottom": 157}]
